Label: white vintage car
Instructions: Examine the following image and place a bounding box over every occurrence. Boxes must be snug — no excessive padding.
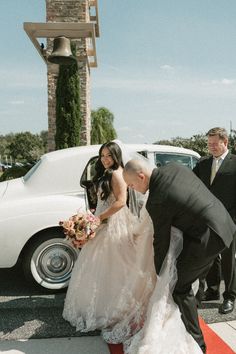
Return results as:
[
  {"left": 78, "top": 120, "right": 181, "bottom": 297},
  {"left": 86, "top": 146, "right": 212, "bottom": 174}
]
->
[{"left": 0, "top": 142, "right": 200, "bottom": 290}]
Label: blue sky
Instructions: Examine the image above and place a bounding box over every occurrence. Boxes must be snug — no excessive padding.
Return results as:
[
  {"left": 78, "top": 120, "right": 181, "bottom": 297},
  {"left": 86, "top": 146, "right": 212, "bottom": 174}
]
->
[{"left": 1, "top": 1, "right": 236, "bottom": 143}]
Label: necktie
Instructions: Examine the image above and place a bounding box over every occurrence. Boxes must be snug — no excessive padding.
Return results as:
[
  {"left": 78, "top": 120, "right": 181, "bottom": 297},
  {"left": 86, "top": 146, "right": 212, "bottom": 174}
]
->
[{"left": 210, "top": 158, "right": 221, "bottom": 184}]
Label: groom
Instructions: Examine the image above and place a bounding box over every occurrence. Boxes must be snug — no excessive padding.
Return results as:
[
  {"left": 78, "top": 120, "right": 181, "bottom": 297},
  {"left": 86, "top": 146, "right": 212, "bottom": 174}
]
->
[{"left": 123, "top": 159, "right": 236, "bottom": 353}]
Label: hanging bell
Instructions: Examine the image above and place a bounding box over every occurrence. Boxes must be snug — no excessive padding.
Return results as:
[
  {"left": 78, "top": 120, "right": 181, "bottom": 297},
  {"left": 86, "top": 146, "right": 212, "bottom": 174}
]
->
[{"left": 48, "top": 36, "right": 77, "bottom": 65}]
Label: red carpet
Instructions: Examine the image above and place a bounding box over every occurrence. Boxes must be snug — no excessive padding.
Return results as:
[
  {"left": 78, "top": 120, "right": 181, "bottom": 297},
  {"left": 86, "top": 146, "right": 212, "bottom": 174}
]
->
[
  {"left": 199, "top": 317, "right": 235, "bottom": 354},
  {"left": 108, "top": 343, "right": 123, "bottom": 354},
  {"left": 108, "top": 318, "right": 235, "bottom": 354}
]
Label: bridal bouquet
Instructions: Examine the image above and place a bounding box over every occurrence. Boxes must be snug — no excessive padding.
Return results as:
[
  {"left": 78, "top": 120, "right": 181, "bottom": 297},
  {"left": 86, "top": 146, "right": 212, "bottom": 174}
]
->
[{"left": 59, "top": 210, "right": 100, "bottom": 248}]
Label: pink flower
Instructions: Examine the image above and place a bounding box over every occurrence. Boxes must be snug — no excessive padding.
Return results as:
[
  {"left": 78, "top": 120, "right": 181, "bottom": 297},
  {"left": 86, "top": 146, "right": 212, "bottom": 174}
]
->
[{"left": 59, "top": 210, "right": 100, "bottom": 248}]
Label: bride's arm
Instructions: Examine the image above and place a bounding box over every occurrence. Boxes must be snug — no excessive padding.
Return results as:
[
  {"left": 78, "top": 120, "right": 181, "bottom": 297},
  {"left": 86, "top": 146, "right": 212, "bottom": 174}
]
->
[{"left": 98, "top": 169, "right": 127, "bottom": 222}]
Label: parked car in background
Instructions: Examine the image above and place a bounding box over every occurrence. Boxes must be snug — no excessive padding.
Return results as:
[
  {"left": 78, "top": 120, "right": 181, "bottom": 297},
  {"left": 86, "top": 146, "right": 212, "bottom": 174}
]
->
[
  {"left": 0, "top": 163, "right": 11, "bottom": 172},
  {"left": 0, "top": 142, "right": 200, "bottom": 291}
]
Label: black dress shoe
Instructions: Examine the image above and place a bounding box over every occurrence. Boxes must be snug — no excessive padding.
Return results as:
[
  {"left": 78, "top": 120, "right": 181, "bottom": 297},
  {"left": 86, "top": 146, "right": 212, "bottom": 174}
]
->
[
  {"left": 202, "top": 289, "right": 220, "bottom": 301},
  {"left": 219, "top": 299, "right": 235, "bottom": 314}
]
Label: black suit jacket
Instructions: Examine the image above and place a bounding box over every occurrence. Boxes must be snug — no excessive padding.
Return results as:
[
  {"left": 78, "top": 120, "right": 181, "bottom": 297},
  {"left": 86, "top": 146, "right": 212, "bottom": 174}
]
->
[
  {"left": 146, "top": 163, "right": 236, "bottom": 275},
  {"left": 193, "top": 152, "right": 236, "bottom": 222}
]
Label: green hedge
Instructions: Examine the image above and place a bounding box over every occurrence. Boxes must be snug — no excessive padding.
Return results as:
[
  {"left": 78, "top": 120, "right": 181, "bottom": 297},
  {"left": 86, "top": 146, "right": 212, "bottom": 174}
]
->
[{"left": 0, "top": 165, "right": 32, "bottom": 182}]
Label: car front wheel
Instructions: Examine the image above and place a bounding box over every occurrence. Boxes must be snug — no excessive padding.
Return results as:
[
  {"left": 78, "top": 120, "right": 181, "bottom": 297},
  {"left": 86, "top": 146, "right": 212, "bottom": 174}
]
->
[{"left": 23, "top": 230, "right": 79, "bottom": 290}]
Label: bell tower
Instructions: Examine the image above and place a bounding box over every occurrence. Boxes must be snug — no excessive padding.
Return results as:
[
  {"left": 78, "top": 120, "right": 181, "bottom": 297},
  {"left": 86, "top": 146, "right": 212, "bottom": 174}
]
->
[{"left": 45, "top": 0, "right": 98, "bottom": 151}]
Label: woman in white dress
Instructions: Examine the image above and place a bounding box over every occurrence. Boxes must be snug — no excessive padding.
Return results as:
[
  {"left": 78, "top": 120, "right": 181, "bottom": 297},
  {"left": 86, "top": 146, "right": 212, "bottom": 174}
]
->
[
  {"left": 63, "top": 141, "right": 202, "bottom": 353},
  {"left": 63, "top": 141, "right": 156, "bottom": 343}
]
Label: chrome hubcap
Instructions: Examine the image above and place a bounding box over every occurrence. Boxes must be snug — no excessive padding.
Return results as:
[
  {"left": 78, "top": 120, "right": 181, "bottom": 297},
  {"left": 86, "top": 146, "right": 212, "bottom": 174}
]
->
[{"left": 34, "top": 241, "right": 78, "bottom": 284}]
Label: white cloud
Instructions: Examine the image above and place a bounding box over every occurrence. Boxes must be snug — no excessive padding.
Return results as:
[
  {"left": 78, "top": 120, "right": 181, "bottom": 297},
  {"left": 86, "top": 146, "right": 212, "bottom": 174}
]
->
[
  {"left": 94, "top": 77, "right": 236, "bottom": 98},
  {"left": 132, "top": 133, "right": 145, "bottom": 139},
  {"left": 160, "top": 64, "right": 174, "bottom": 71},
  {"left": 221, "top": 78, "right": 235, "bottom": 85},
  {"left": 0, "top": 68, "right": 46, "bottom": 89},
  {"left": 102, "top": 63, "right": 125, "bottom": 73},
  {"left": 117, "top": 126, "right": 132, "bottom": 132},
  {"left": 203, "top": 78, "right": 236, "bottom": 86},
  {"left": 0, "top": 109, "right": 14, "bottom": 116},
  {"left": 9, "top": 100, "right": 25, "bottom": 105},
  {"left": 93, "top": 71, "right": 236, "bottom": 100}
]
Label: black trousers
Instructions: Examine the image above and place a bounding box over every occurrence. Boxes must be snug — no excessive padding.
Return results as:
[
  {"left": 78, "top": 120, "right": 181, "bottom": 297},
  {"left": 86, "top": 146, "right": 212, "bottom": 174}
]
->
[
  {"left": 202, "top": 236, "right": 236, "bottom": 301},
  {"left": 172, "top": 230, "right": 225, "bottom": 351}
]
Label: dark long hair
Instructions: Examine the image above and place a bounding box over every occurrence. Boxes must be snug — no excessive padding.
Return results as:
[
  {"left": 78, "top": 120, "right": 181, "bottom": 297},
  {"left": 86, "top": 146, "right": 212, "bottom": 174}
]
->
[{"left": 93, "top": 142, "right": 124, "bottom": 200}]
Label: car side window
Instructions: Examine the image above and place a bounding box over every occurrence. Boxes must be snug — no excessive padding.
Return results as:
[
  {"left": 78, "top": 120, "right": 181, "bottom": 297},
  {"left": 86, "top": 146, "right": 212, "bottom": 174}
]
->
[
  {"left": 137, "top": 150, "right": 148, "bottom": 158},
  {"left": 192, "top": 156, "right": 198, "bottom": 169},
  {"left": 154, "top": 153, "right": 195, "bottom": 169}
]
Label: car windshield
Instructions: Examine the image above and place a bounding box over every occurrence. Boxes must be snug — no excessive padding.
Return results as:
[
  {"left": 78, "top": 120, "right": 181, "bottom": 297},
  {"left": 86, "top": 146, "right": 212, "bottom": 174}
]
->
[{"left": 23, "top": 159, "right": 42, "bottom": 182}]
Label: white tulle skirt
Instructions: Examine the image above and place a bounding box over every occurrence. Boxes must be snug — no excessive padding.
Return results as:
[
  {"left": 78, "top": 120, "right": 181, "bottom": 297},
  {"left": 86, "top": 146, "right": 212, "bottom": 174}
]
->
[{"left": 63, "top": 204, "right": 156, "bottom": 343}]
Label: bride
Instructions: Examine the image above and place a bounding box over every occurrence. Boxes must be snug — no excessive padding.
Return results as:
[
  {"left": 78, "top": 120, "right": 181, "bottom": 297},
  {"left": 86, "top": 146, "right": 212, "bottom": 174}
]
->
[{"left": 62, "top": 141, "right": 202, "bottom": 353}]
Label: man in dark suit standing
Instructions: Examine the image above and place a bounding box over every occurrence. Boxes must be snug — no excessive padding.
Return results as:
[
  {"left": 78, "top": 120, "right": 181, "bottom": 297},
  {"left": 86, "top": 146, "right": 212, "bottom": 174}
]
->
[
  {"left": 194, "top": 127, "right": 236, "bottom": 314},
  {"left": 123, "top": 159, "right": 236, "bottom": 353}
]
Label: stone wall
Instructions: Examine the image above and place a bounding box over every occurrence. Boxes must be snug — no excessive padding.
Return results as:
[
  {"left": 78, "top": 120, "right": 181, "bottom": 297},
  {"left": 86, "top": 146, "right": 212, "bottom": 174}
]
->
[{"left": 46, "top": 0, "right": 91, "bottom": 151}]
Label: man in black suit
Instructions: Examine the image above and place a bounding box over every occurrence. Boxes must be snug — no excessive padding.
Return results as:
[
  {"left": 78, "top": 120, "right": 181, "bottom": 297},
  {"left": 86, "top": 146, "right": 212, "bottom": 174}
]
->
[
  {"left": 194, "top": 127, "right": 236, "bottom": 314},
  {"left": 123, "top": 159, "right": 236, "bottom": 353}
]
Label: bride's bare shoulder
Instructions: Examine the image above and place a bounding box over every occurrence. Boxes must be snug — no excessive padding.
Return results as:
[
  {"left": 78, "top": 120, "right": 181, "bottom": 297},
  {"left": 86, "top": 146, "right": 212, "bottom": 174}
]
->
[
  {"left": 111, "top": 168, "right": 126, "bottom": 186},
  {"left": 112, "top": 167, "right": 124, "bottom": 178}
]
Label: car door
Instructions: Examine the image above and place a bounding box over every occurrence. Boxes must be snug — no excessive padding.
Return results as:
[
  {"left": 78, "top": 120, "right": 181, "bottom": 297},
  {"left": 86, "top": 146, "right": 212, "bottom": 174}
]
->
[{"left": 80, "top": 156, "right": 99, "bottom": 211}]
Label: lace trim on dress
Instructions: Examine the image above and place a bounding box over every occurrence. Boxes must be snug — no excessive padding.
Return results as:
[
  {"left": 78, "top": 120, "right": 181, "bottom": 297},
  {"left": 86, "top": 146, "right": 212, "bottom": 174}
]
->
[{"left": 123, "top": 227, "right": 202, "bottom": 354}]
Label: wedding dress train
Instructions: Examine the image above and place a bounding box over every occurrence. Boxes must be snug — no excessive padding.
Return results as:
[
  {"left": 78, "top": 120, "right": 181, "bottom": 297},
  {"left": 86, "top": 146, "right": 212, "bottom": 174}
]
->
[{"left": 123, "top": 226, "right": 202, "bottom": 354}]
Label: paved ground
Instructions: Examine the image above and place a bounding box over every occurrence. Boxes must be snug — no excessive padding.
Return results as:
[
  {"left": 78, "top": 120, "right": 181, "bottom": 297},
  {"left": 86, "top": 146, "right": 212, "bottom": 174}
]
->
[
  {"left": 0, "top": 322, "right": 235, "bottom": 354},
  {"left": 0, "top": 337, "right": 110, "bottom": 354},
  {"left": 0, "top": 266, "right": 236, "bottom": 353},
  {"left": 0, "top": 292, "right": 236, "bottom": 353}
]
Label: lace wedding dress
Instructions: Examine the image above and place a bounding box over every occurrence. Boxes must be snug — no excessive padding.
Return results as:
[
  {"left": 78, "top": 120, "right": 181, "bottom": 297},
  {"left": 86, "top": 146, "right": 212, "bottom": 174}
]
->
[
  {"left": 63, "top": 190, "right": 202, "bottom": 353},
  {"left": 123, "top": 226, "right": 202, "bottom": 354},
  {"left": 62, "top": 190, "right": 156, "bottom": 343}
]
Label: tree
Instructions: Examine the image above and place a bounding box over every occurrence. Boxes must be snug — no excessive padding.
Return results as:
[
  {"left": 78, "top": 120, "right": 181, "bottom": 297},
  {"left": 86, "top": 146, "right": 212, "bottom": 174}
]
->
[
  {"left": 91, "top": 107, "right": 117, "bottom": 144},
  {"left": 0, "top": 133, "right": 14, "bottom": 162},
  {"left": 40, "top": 130, "right": 48, "bottom": 152},
  {"left": 155, "top": 134, "right": 208, "bottom": 156},
  {"left": 187, "top": 134, "right": 208, "bottom": 156},
  {"left": 55, "top": 43, "right": 81, "bottom": 149},
  {"left": 8, "top": 132, "right": 44, "bottom": 163},
  {"left": 229, "top": 130, "right": 236, "bottom": 154}
]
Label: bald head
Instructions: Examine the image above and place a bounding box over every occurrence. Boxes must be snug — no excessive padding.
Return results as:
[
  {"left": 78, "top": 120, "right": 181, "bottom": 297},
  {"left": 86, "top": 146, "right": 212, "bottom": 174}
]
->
[
  {"left": 123, "top": 159, "right": 153, "bottom": 194},
  {"left": 124, "top": 158, "right": 152, "bottom": 174}
]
